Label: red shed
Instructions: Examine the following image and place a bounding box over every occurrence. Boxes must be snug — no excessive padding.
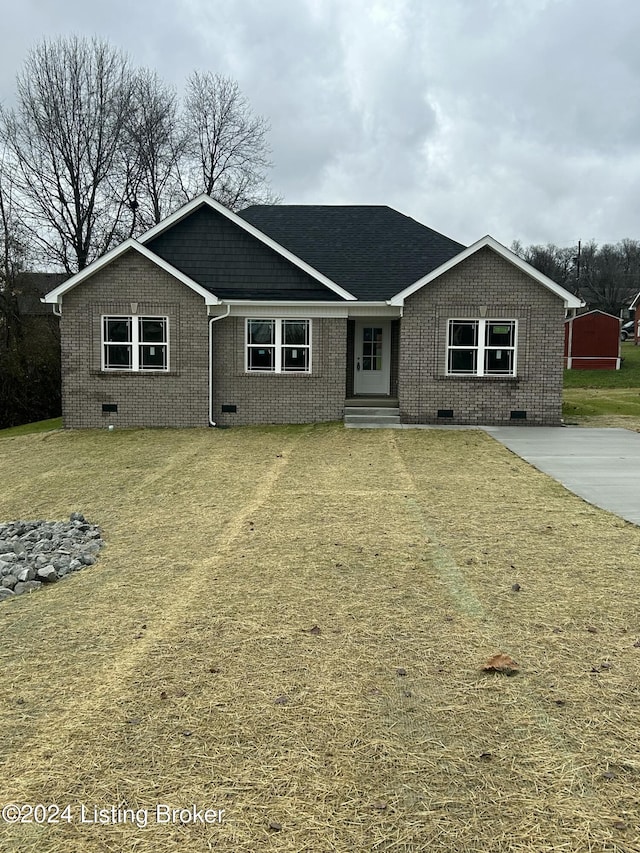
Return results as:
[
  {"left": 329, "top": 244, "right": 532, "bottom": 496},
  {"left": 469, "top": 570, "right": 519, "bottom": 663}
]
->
[{"left": 564, "top": 310, "right": 621, "bottom": 370}]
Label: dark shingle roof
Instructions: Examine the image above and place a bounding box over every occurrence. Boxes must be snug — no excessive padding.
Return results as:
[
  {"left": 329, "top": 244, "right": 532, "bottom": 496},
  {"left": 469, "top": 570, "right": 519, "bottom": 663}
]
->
[
  {"left": 146, "top": 205, "right": 341, "bottom": 301},
  {"left": 238, "top": 205, "right": 466, "bottom": 300}
]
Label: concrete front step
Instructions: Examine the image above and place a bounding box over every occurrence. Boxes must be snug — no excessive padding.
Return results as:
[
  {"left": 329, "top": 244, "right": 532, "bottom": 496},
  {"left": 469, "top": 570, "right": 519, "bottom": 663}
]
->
[
  {"left": 344, "top": 397, "right": 399, "bottom": 408},
  {"left": 344, "top": 406, "right": 401, "bottom": 427}
]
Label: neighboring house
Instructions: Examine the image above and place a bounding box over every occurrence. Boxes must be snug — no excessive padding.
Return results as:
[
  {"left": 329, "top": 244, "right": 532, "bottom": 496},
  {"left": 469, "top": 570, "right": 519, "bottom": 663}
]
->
[
  {"left": 43, "top": 195, "right": 582, "bottom": 429},
  {"left": 564, "top": 310, "right": 622, "bottom": 370},
  {"left": 13, "top": 272, "right": 66, "bottom": 318}
]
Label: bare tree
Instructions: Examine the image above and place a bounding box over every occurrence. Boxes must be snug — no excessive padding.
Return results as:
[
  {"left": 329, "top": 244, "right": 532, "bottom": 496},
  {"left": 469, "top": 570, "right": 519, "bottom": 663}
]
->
[
  {"left": 577, "top": 241, "right": 639, "bottom": 316},
  {"left": 0, "top": 151, "right": 61, "bottom": 428},
  {"left": 0, "top": 39, "right": 280, "bottom": 273},
  {"left": 120, "top": 69, "right": 185, "bottom": 230},
  {"left": 180, "top": 72, "right": 277, "bottom": 209},
  {"left": 511, "top": 240, "right": 577, "bottom": 290},
  {"left": 0, "top": 36, "right": 134, "bottom": 272},
  {"left": 0, "top": 152, "right": 27, "bottom": 346},
  {"left": 514, "top": 237, "right": 640, "bottom": 316}
]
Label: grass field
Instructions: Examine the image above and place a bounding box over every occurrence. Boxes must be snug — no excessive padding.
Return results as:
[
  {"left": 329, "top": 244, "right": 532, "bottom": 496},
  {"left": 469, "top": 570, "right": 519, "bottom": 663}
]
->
[
  {"left": 1, "top": 425, "right": 639, "bottom": 852},
  {"left": 563, "top": 342, "right": 640, "bottom": 427},
  {"left": 0, "top": 418, "right": 62, "bottom": 437}
]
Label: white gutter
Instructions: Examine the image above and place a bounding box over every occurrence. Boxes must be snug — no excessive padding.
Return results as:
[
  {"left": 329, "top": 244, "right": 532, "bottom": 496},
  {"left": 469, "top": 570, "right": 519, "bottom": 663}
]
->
[
  {"left": 40, "top": 296, "right": 62, "bottom": 317},
  {"left": 208, "top": 306, "right": 231, "bottom": 426}
]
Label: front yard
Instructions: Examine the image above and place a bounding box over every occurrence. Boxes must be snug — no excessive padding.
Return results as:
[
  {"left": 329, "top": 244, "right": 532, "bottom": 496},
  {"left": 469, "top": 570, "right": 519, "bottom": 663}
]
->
[{"left": 0, "top": 424, "right": 639, "bottom": 852}]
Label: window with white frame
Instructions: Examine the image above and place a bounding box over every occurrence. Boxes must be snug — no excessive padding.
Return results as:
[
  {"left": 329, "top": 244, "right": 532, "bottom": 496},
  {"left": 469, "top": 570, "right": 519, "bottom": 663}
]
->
[
  {"left": 246, "top": 319, "right": 311, "bottom": 373},
  {"left": 102, "top": 316, "right": 169, "bottom": 371},
  {"left": 447, "top": 319, "right": 517, "bottom": 376}
]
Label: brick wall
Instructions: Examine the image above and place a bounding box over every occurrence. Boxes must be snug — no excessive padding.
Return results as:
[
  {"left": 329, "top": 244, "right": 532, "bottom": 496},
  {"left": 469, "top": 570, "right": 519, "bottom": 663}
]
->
[
  {"left": 398, "top": 247, "right": 566, "bottom": 425},
  {"left": 60, "top": 250, "right": 209, "bottom": 428},
  {"left": 211, "top": 316, "right": 347, "bottom": 425}
]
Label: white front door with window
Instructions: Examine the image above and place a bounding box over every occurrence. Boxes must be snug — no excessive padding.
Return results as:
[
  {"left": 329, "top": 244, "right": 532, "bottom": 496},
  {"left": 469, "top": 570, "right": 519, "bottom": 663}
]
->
[{"left": 353, "top": 320, "right": 391, "bottom": 395}]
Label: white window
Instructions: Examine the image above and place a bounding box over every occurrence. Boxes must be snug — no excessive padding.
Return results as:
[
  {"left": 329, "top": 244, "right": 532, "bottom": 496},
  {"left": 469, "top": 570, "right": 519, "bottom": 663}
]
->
[
  {"left": 246, "top": 319, "right": 311, "bottom": 373},
  {"left": 447, "top": 319, "right": 517, "bottom": 376},
  {"left": 102, "top": 316, "right": 169, "bottom": 371}
]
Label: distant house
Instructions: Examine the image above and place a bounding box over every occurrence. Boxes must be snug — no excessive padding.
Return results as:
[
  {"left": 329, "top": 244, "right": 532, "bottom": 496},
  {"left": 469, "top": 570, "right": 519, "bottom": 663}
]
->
[
  {"left": 1, "top": 272, "right": 63, "bottom": 343},
  {"left": 13, "top": 272, "right": 66, "bottom": 318},
  {"left": 44, "top": 195, "right": 583, "bottom": 429},
  {"left": 564, "top": 310, "right": 621, "bottom": 370}
]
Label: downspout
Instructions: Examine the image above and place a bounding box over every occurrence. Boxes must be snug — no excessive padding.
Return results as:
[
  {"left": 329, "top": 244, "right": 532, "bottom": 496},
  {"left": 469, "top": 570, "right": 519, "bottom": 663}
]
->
[
  {"left": 42, "top": 296, "right": 62, "bottom": 317},
  {"left": 208, "top": 306, "right": 231, "bottom": 426}
]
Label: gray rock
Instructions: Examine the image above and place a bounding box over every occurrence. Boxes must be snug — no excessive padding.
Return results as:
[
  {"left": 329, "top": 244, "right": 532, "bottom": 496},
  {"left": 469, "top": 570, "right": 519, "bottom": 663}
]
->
[
  {"left": 16, "top": 567, "right": 36, "bottom": 583},
  {"left": 36, "top": 567, "right": 58, "bottom": 583},
  {"left": 0, "top": 515, "right": 104, "bottom": 603},
  {"left": 13, "top": 580, "right": 42, "bottom": 595},
  {"left": 0, "top": 588, "right": 15, "bottom": 600}
]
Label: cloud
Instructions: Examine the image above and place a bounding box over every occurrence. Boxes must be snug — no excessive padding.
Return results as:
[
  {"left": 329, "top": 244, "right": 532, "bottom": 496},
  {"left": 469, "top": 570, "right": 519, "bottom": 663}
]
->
[{"left": 1, "top": 0, "right": 640, "bottom": 246}]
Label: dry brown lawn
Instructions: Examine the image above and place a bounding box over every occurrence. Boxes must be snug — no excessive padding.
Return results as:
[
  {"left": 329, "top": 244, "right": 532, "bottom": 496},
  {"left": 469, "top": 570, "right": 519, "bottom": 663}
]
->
[{"left": 0, "top": 423, "right": 639, "bottom": 852}]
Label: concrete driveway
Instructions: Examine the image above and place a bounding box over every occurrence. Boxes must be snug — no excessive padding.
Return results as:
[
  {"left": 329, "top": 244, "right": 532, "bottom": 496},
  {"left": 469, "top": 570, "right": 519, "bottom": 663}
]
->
[{"left": 484, "top": 426, "right": 640, "bottom": 525}]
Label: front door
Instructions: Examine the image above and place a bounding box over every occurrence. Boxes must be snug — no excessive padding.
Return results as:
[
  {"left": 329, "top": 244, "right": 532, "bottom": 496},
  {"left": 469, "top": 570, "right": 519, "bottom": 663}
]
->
[{"left": 353, "top": 320, "right": 391, "bottom": 395}]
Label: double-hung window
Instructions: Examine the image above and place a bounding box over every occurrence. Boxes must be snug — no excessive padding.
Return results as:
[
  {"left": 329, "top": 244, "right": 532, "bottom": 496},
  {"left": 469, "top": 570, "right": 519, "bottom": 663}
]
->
[
  {"left": 246, "top": 319, "right": 311, "bottom": 373},
  {"left": 447, "top": 319, "right": 516, "bottom": 376},
  {"left": 102, "top": 316, "right": 169, "bottom": 371}
]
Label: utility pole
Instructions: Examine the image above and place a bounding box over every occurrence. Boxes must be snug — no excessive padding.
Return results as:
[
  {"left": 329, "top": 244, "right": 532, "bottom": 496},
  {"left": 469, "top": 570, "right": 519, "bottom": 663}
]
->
[{"left": 572, "top": 239, "right": 582, "bottom": 309}]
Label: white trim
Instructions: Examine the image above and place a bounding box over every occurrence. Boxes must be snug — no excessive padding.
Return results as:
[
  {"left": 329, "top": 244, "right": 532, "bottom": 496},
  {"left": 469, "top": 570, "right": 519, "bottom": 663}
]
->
[
  {"left": 43, "top": 240, "right": 220, "bottom": 305},
  {"left": 101, "top": 314, "right": 170, "bottom": 372},
  {"left": 566, "top": 356, "right": 621, "bottom": 370},
  {"left": 245, "top": 318, "right": 312, "bottom": 374},
  {"left": 389, "top": 235, "right": 584, "bottom": 309},
  {"left": 564, "top": 309, "right": 622, "bottom": 323},
  {"left": 137, "top": 194, "right": 357, "bottom": 302},
  {"left": 568, "top": 356, "right": 622, "bottom": 361},
  {"left": 221, "top": 301, "right": 402, "bottom": 318},
  {"left": 445, "top": 318, "right": 518, "bottom": 377},
  {"left": 353, "top": 319, "right": 391, "bottom": 395},
  {"left": 229, "top": 304, "right": 349, "bottom": 318}
]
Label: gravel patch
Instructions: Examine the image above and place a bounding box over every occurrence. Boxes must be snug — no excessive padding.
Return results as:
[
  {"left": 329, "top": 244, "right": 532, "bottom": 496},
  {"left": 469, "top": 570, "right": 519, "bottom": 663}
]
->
[{"left": 0, "top": 512, "right": 104, "bottom": 602}]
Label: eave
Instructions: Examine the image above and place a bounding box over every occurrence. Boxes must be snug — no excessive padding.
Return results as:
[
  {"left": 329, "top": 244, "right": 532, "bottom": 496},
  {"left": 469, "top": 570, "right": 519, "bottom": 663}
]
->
[
  {"left": 389, "top": 235, "right": 584, "bottom": 309},
  {"left": 43, "top": 240, "right": 221, "bottom": 306}
]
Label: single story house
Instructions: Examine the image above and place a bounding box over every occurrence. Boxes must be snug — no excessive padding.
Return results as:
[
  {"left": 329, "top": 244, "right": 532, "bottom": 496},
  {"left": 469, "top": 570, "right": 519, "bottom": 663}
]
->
[
  {"left": 43, "top": 195, "right": 583, "bottom": 428},
  {"left": 564, "top": 310, "right": 621, "bottom": 370}
]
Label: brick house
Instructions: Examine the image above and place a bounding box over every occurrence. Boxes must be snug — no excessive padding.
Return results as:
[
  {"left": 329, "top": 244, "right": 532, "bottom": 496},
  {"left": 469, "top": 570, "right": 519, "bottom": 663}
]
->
[{"left": 43, "top": 195, "right": 582, "bottom": 428}]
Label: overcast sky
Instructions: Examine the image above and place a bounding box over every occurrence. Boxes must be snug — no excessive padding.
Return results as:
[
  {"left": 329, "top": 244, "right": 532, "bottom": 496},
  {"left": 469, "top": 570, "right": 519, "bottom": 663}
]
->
[{"left": 1, "top": 0, "right": 639, "bottom": 248}]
